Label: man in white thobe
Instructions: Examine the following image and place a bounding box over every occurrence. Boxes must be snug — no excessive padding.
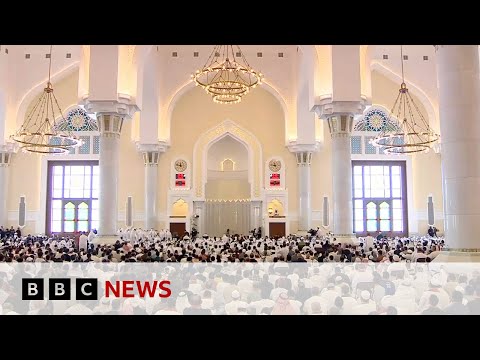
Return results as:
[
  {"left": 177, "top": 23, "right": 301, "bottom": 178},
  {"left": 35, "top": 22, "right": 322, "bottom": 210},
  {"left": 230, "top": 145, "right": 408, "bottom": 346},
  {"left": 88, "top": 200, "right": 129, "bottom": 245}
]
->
[
  {"left": 79, "top": 232, "right": 88, "bottom": 252},
  {"left": 88, "top": 230, "right": 96, "bottom": 245}
]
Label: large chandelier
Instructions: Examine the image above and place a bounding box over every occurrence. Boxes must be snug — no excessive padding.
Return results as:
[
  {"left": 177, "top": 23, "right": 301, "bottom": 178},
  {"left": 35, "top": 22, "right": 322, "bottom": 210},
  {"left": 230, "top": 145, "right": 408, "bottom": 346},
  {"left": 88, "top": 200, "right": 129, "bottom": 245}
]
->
[
  {"left": 191, "top": 45, "right": 264, "bottom": 104},
  {"left": 10, "top": 46, "right": 82, "bottom": 154},
  {"left": 370, "top": 46, "right": 439, "bottom": 154}
]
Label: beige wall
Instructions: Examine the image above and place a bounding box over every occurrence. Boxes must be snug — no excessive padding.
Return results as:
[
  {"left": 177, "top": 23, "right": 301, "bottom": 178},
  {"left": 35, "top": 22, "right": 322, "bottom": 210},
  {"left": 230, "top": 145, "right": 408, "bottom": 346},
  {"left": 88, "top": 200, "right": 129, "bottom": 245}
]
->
[
  {"left": 118, "top": 120, "right": 145, "bottom": 228},
  {"left": 311, "top": 131, "right": 333, "bottom": 229},
  {"left": 205, "top": 179, "right": 250, "bottom": 200}
]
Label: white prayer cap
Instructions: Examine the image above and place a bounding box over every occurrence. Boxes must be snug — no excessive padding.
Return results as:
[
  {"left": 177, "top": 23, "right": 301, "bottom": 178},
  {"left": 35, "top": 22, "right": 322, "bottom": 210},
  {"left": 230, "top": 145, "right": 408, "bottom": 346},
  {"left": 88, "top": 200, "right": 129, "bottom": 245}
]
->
[
  {"left": 393, "top": 255, "right": 400, "bottom": 262},
  {"left": 360, "top": 290, "right": 370, "bottom": 300},
  {"left": 327, "top": 283, "right": 335, "bottom": 289},
  {"left": 335, "top": 276, "right": 342, "bottom": 283},
  {"left": 455, "top": 285, "right": 465, "bottom": 294},
  {"left": 407, "top": 250, "right": 413, "bottom": 254},
  {"left": 231, "top": 290, "right": 241, "bottom": 300},
  {"left": 430, "top": 277, "right": 441, "bottom": 286}
]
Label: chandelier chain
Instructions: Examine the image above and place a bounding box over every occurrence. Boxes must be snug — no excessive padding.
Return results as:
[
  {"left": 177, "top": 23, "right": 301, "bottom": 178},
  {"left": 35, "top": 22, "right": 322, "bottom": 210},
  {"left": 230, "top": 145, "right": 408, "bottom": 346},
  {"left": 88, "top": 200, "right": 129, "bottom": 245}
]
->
[
  {"left": 370, "top": 45, "right": 439, "bottom": 154},
  {"left": 47, "top": 45, "right": 53, "bottom": 83},
  {"left": 400, "top": 45, "right": 405, "bottom": 83},
  {"left": 10, "top": 45, "right": 82, "bottom": 154}
]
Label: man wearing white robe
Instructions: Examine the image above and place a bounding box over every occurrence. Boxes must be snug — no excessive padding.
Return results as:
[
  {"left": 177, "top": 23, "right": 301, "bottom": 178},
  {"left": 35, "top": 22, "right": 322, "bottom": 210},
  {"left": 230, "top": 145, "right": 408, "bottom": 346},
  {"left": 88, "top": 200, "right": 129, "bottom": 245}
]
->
[
  {"left": 351, "top": 291, "right": 377, "bottom": 315},
  {"left": 79, "top": 232, "right": 88, "bottom": 252},
  {"left": 88, "top": 230, "right": 96, "bottom": 245}
]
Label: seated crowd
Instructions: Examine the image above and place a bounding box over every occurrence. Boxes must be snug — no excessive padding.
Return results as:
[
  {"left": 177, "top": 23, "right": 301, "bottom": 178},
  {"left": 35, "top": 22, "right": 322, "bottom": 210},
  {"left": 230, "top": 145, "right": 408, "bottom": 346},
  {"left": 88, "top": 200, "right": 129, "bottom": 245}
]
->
[
  {"left": 0, "top": 226, "right": 444, "bottom": 264},
  {"left": 1, "top": 226, "right": 479, "bottom": 316}
]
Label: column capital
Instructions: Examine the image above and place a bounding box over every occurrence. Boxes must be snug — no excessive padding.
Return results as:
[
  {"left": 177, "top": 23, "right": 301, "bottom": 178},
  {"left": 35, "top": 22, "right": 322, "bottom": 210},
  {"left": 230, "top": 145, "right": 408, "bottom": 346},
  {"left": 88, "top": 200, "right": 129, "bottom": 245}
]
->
[
  {"left": 293, "top": 151, "right": 313, "bottom": 166},
  {"left": 82, "top": 94, "right": 139, "bottom": 120},
  {"left": 312, "top": 98, "right": 368, "bottom": 120},
  {"left": 0, "top": 142, "right": 18, "bottom": 167},
  {"left": 325, "top": 113, "right": 355, "bottom": 138},
  {"left": 136, "top": 141, "right": 169, "bottom": 154},
  {"left": 96, "top": 113, "right": 125, "bottom": 138},
  {"left": 286, "top": 142, "right": 319, "bottom": 154},
  {"left": 136, "top": 141, "right": 169, "bottom": 166}
]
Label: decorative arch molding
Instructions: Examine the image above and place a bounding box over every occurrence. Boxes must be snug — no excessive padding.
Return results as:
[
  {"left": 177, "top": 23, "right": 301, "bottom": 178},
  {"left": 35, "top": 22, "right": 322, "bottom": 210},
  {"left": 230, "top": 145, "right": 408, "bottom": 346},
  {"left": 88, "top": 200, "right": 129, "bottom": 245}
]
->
[
  {"left": 354, "top": 105, "right": 402, "bottom": 132},
  {"left": 163, "top": 79, "right": 290, "bottom": 143},
  {"left": 54, "top": 106, "right": 98, "bottom": 132},
  {"left": 370, "top": 61, "right": 439, "bottom": 135},
  {"left": 193, "top": 119, "right": 263, "bottom": 200},
  {"left": 15, "top": 62, "right": 80, "bottom": 129}
]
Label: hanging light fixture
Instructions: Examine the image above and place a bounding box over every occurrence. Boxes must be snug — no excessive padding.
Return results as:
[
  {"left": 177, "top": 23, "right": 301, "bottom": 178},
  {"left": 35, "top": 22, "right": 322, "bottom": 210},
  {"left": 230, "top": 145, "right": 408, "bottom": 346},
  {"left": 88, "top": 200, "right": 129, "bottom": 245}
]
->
[
  {"left": 370, "top": 46, "right": 439, "bottom": 154},
  {"left": 191, "top": 45, "right": 264, "bottom": 104},
  {"left": 10, "top": 45, "right": 82, "bottom": 154}
]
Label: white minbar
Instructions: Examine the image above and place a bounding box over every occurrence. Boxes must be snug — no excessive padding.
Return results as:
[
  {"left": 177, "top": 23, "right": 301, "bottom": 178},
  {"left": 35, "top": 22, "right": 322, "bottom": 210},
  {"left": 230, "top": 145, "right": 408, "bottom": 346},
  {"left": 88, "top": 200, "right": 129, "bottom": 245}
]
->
[
  {"left": 137, "top": 143, "right": 167, "bottom": 230},
  {"left": 328, "top": 114, "right": 356, "bottom": 244},
  {"left": 435, "top": 45, "right": 480, "bottom": 261},
  {"left": 295, "top": 151, "right": 312, "bottom": 231},
  {"left": 0, "top": 149, "right": 13, "bottom": 226}
]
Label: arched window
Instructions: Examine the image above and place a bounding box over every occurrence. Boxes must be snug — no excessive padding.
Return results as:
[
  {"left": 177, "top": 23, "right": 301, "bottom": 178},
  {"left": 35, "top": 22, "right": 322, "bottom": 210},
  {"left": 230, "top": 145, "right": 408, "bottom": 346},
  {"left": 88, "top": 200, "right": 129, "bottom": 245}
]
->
[
  {"left": 52, "top": 107, "right": 100, "bottom": 155},
  {"left": 354, "top": 108, "right": 401, "bottom": 132},
  {"left": 47, "top": 161, "right": 99, "bottom": 234},
  {"left": 56, "top": 107, "right": 98, "bottom": 132},
  {"left": 352, "top": 161, "right": 408, "bottom": 237},
  {"left": 351, "top": 107, "right": 402, "bottom": 156},
  {"left": 221, "top": 159, "right": 235, "bottom": 171}
]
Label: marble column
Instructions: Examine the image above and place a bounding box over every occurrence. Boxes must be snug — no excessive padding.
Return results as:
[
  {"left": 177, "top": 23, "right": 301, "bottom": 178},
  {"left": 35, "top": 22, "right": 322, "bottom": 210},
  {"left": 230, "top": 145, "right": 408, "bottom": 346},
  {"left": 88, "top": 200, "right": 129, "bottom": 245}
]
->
[
  {"left": 0, "top": 151, "right": 12, "bottom": 226},
  {"left": 295, "top": 151, "right": 312, "bottom": 231},
  {"left": 142, "top": 151, "right": 159, "bottom": 230},
  {"left": 328, "top": 114, "right": 356, "bottom": 243},
  {"left": 96, "top": 113, "right": 123, "bottom": 239},
  {"left": 436, "top": 45, "right": 480, "bottom": 251}
]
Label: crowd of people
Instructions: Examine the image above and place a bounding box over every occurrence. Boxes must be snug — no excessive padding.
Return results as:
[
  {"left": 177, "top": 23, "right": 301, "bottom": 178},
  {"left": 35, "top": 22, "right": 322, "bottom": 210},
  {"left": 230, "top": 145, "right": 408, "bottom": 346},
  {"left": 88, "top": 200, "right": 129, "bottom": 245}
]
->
[
  {"left": 0, "top": 259, "right": 479, "bottom": 315},
  {"left": 1, "top": 225, "right": 479, "bottom": 315},
  {"left": 0, "top": 225, "right": 445, "bottom": 264}
]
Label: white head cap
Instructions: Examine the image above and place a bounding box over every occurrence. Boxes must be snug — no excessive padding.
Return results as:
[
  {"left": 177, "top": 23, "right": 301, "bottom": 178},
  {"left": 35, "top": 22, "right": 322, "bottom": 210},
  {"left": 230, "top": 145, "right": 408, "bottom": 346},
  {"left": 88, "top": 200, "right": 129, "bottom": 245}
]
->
[{"left": 360, "top": 290, "right": 370, "bottom": 301}]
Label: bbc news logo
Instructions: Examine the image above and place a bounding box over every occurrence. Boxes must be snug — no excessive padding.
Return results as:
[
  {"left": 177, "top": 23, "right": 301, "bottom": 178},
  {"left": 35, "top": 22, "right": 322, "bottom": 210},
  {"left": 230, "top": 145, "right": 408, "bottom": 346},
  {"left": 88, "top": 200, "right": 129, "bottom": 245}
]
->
[
  {"left": 22, "top": 278, "right": 98, "bottom": 300},
  {"left": 22, "top": 279, "right": 171, "bottom": 300}
]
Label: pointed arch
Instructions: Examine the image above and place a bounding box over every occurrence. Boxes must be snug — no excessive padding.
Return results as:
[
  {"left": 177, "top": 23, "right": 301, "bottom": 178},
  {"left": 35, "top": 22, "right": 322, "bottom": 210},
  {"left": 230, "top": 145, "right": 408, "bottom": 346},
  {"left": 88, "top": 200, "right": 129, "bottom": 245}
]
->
[
  {"left": 15, "top": 62, "right": 80, "bottom": 129},
  {"left": 354, "top": 106, "right": 401, "bottom": 132},
  {"left": 193, "top": 119, "right": 263, "bottom": 200},
  {"left": 163, "top": 79, "right": 289, "bottom": 143}
]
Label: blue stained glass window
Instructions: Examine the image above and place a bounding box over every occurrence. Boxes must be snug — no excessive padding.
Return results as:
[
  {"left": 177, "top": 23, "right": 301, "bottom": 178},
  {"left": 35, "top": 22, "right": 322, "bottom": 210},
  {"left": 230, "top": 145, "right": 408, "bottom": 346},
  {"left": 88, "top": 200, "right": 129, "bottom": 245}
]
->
[
  {"left": 79, "top": 136, "right": 90, "bottom": 154},
  {"left": 49, "top": 137, "right": 61, "bottom": 146},
  {"left": 351, "top": 136, "right": 362, "bottom": 154},
  {"left": 365, "top": 137, "right": 377, "bottom": 154},
  {"left": 93, "top": 136, "right": 100, "bottom": 154},
  {"left": 55, "top": 107, "right": 98, "bottom": 132},
  {"left": 354, "top": 108, "right": 401, "bottom": 132}
]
